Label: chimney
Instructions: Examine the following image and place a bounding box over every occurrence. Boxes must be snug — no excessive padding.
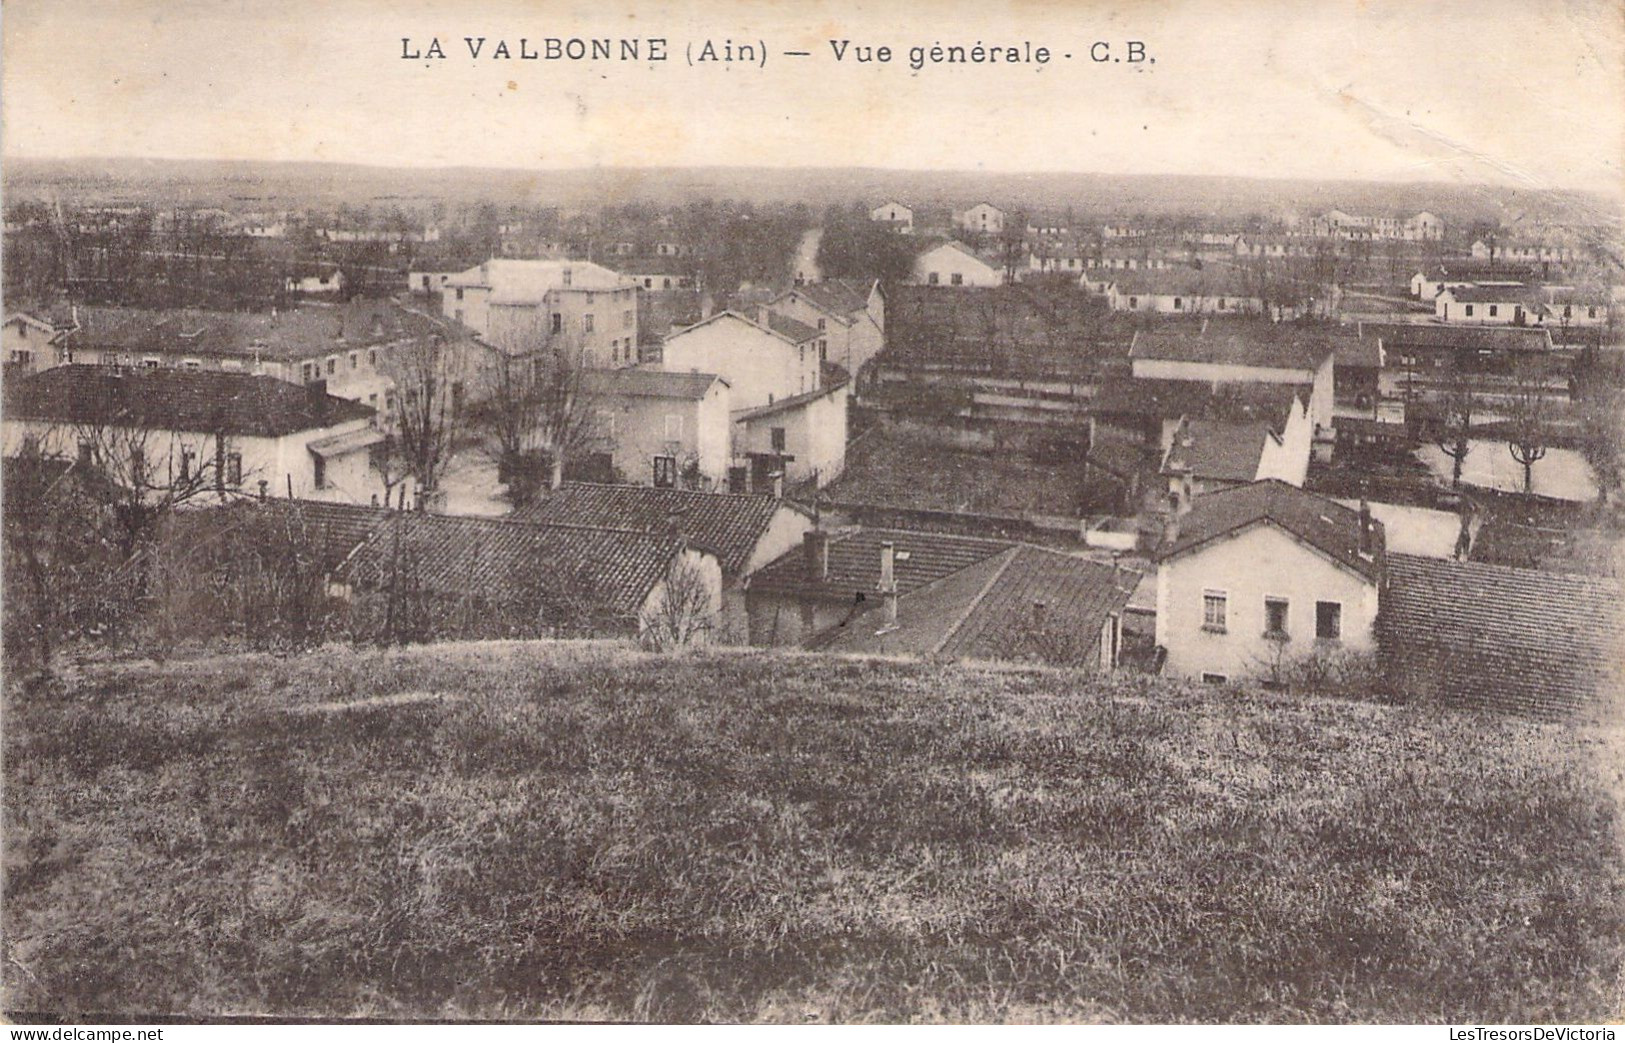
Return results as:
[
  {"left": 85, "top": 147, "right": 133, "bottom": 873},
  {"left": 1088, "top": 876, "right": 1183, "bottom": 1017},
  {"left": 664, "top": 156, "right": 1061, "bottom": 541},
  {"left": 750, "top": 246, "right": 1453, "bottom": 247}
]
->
[
  {"left": 770, "top": 470, "right": 784, "bottom": 500},
  {"left": 1358, "top": 498, "right": 1373, "bottom": 554},
  {"left": 803, "top": 529, "right": 829, "bottom": 580},
  {"left": 879, "top": 540, "right": 899, "bottom": 627},
  {"left": 1162, "top": 512, "right": 1180, "bottom": 549}
]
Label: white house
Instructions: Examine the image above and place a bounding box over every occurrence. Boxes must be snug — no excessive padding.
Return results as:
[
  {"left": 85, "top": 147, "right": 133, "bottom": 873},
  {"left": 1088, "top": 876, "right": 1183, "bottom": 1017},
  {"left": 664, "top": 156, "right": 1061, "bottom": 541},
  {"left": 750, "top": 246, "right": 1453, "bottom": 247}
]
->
[
  {"left": 284, "top": 267, "right": 345, "bottom": 296},
  {"left": 1106, "top": 268, "right": 1265, "bottom": 317},
  {"left": 732, "top": 375, "right": 850, "bottom": 489},
  {"left": 869, "top": 201, "right": 915, "bottom": 233},
  {"left": 910, "top": 241, "right": 1004, "bottom": 287},
  {"left": 1434, "top": 285, "right": 1546, "bottom": 326},
  {"left": 3, "top": 309, "right": 77, "bottom": 375},
  {"left": 1155, "top": 480, "right": 1385, "bottom": 684},
  {"left": 767, "top": 279, "right": 886, "bottom": 380},
  {"left": 1410, "top": 263, "right": 1537, "bottom": 301},
  {"left": 2, "top": 365, "right": 394, "bottom": 506},
  {"left": 580, "top": 368, "right": 732, "bottom": 490},
  {"left": 441, "top": 258, "right": 639, "bottom": 366},
  {"left": 1471, "top": 239, "right": 1576, "bottom": 264},
  {"left": 954, "top": 203, "right": 1006, "bottom": 236},
  {"left": 660, "top": 310, "right": 825, "bottom": 412}
]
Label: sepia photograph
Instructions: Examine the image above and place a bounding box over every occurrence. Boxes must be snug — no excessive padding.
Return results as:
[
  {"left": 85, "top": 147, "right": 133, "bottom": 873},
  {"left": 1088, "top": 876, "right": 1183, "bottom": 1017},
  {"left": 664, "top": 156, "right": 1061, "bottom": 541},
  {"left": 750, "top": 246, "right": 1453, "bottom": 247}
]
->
[{"left": 2, "top": 0, "right": 1624, "bottom": 1028}]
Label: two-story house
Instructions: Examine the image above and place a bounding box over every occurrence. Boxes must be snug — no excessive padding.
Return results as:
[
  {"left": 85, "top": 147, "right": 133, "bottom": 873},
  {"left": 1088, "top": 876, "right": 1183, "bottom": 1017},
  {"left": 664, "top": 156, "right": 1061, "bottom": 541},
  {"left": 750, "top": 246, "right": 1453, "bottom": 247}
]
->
[
  {"left": 441, "top": 258, "right": 639, "bottom": 366},
  {"left": 580, "top": 368, "right": 732, "bottom": 490},
  {"left": 766, "top": 279, "right": 886, "bottom": 381}
]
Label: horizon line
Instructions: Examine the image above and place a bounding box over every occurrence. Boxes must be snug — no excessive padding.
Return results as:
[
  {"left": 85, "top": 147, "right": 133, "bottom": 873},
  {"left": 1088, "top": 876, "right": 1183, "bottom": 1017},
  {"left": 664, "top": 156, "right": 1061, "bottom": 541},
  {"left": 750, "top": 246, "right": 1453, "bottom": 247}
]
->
[{"left": 6, "top": 152, "right": 1621, "bottom": 200}]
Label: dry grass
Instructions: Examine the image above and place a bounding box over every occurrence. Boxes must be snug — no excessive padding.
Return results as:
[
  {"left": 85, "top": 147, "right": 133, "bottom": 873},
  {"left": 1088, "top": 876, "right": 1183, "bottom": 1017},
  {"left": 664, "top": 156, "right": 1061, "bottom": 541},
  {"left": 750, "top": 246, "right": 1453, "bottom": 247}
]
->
[{"left": 4, "top": 641, "right": 1622, "bottom": 1022}]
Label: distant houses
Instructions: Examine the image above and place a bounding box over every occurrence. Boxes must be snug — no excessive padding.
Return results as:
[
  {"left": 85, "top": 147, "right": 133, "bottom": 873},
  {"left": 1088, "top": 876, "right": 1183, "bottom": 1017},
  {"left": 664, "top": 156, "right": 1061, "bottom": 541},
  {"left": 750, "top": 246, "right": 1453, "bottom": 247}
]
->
[
  {"left": 953, "top": 202, "right": 1007, "bottom": 237},
  {"left": 869, "top": 200, "right": 915, "bottom": 234},
  {"left": 1105, "top": 268, "right": 1265, "bottom": 316},
  {"left": 909, "top": 240, "right": 1005, "bottom": 287}
]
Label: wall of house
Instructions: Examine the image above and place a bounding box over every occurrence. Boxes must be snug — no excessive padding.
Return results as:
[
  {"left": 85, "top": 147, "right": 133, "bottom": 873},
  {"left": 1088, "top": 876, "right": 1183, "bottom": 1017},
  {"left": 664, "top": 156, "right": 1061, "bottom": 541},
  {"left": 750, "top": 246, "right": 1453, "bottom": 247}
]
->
[
  {"left": 637, "top": 546, "right": 725, "bottom": 641},
  {"left": 484, "top": 286, "right": 639, "bottom": 365},
  {"left": 1435, "top": 295, "right": 1539, "bottom": 326},
  {"left": 746, "top": 590, "right": 856, "bottom": 647},
  {"left": 662, "top": 315, "right": 818, "bottom": 412},
  {"left": 594, "top": 393, "right": 706, "bottom": 488},
  {"left": 1154, "top": 524, "right": 1380, "bottom": 682},
  {"left": 1, "top": 414, "right": 386, "bottom": 506},
  {"left": 1109, "top": 291, "right": 1264, "bottom": 315},
  {"left": 735, "top": 382, "right": 848, "bottom": 487},
  {"left": 911, "top": 247, "right": 1003, "bottom": 287},
  {"left": 1255, "top": 399, "right": 1313, "bottom": 487},
  {"left": 3, "top": 319, "right": 60, "bottom": 375}
]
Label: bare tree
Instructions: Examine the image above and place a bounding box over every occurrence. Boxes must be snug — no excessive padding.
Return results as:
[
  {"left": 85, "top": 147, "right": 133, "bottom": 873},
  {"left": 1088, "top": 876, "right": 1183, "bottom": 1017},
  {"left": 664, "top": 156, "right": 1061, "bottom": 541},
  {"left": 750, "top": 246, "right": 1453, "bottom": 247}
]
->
[
  {"left": 1432, "top": 364, "right": 1479, "bottom": 489},
  {"left": 639, "top": 556, "right": 717, "bottom": 651},
  {"left": 1576, "top": 386, "right": 1624, "bottom": 505},
  {"left": 379, "top": 331, "right": 468, "bottom": 501},
  {"left": 1505, "top": 356, "right": 1552, "bottom": 495}
]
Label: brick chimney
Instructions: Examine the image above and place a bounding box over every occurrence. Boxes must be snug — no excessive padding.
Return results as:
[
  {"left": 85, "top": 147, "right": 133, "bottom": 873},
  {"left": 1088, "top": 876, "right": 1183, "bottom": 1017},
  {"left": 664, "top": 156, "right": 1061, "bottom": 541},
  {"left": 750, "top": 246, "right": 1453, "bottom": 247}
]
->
[
  {"left": 879, "top": 540, "right": 898, "bottom": 627},
  {"left": 770, "top": 470, "right": 784, "bottom": 500},
  {"left": 803, "top": 529, "right": 829, "bottom": 581},
  {"left": 1358, "top": 498, "right": 1373, "bottom": 555}
]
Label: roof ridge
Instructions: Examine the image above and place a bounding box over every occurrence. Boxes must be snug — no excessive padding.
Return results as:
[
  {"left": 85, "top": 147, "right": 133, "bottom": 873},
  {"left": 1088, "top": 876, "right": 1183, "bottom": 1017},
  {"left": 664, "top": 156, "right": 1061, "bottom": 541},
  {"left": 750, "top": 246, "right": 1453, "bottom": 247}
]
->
[{"left": 930, "top": 547, "right": 1021, "bottom": 655}]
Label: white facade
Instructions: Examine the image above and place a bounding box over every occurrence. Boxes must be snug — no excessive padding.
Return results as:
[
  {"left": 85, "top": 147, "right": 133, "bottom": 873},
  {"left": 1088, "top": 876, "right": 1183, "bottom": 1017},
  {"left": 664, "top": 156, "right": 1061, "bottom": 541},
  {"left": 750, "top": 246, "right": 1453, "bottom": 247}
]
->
[
  {"left": 955, "top": 203, "right": 1006, "bottom": 236},
  {"left": 734, "top": 380, "right": 850, "bottom": 488},
  {"left": 910, "top": 242, "right": 1004, "bottom": 287},
  {"left": 660, "top": 311, "right": 822, "bottom": 412},
  {"left": 443, "top": 259, "right": 639, "bottom": 365},
  {"left": 1155, "top": 524, "right": 1381, "bottom": 682},
  {"left": 1108, "top": 285, "right": 1264, "bottom": 317},
  {"left": 869, "top": 201, "right": 914, "bottom": 233},
  {"left": 1131, "top": 352, "right": 1336, "bottom": 433},
  {"left": 769, "top": 284, "right": 886, "bottom": 379}
]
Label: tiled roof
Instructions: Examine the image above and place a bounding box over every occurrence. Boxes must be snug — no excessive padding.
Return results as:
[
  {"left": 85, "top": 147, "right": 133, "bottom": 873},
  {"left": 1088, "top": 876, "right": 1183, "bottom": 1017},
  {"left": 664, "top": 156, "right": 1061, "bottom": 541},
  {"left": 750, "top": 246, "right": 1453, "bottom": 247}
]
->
[
  {"left": 1160, "top": 479, "right": 1385, "bottom": 583},
  {"left": 1162, "top": 420, "right": 1273, "bottom": 483},
  {"left": 514, "top": 482, "right": 805, "bottom": 576},
  {"left": 1365, "top": 323, "right": 1555, "bottom": 355},
  {"left": 817, "top": 545, "right": 1137, "bottom": 666},
  {"left": 1422, "top": 261, "right": 1539, "bottom": 281},
  {"left": 748, "top": 526, "right": 1012, "bottom": 602},
  {"left": 1381, "top": 553, "right": 1624, "bottom": 718},
  {"left": 1091, "top": 377, "right": 1217, "bottom": 419},
  {"left": 580, "top": 368, "right": 724, "bottom": 400},
  {"left": 3, "top": 365, "right": 374, "bottom": 438},
  {"left": 334, "top": 512, "right": 686, "bottom": 618},
  {"left": 252, "top": 499, "right": 399, "bottom": 573},
  {"left": 765, "top": 311, "right": 822, "bottom": 344},
  {"left": 783, "top": 280, "right": 873, "bottom": 320},
  {"left": 63, "top": 301, "right": 445, "bottom": 362},
  {"left": 1130, "top": 319, "right": 1345, "bottom": 371}
]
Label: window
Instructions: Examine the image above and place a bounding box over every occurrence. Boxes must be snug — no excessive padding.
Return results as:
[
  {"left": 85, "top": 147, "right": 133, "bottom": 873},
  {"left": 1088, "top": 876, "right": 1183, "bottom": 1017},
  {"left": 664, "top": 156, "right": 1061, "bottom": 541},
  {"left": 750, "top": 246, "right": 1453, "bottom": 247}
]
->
[
  {"left": 562, "top": 268, "right": 573, "bottom": 287},
  {"left": 928, "top": 272, "right": 940, "bottom": 285},
  {"left": 1173, "top": 297, "right": 1184, "bottom": 310},
  {"left": 302, "top": 362, "right": 317, "bottom": 383},
  {"left": 129, "top": 447, "right": 144, "bottom": 483},
  {"left": 1316, "top": 601, "right": 1342, "bottom": 641},
  {"left": 77, "top": 440, "right": 94, "bottom": 467},
  {"left": 770, "top": 426, "right": 787, "bottom": 452},
  {"left": 1465, "top": 304, "right": 1475, "bottom": 317},
  {"left": 326, "top": 357, "right": 337, "bottom": 376},
  {"left": 368, "top": 348, "right": 377, "bottom": 367},
  {"left": 623, "top": 309, "right": 633, "bottom": 328},
  {"left": 1488, "top": 305, "right": 1498, "bottom": 318},
  {"left": 9, "top": 349, "right": 33, "bottom": 365},
  {"left": 454, "top": 309, "right": 464, "bottom": 324},
  {"left": 183, "top": 359, "right": 201, "bottom": 370},
  {"left": 816, "top": 318, "right": 826, "bottom": 331},
  {"left": 653, "top": 455, "right": 676, "bottom": 488},
  {"left": 583, "top": 314, "right": 594, "bottom": 333},
  {"left": 313, "top": 453, "right": 327, "bottom": 489},
  {"left": 1564, "top": 305, "right": 1573, "bottom": 319},
  {"left": 551, "top": 312, "right": 563, "bottom": 334},
  {"left": 1202, "top": 590, "right": 1227, "bottom": 632},
  {"left": 1589, "top": 307, "right": 1599, "bottom": 319},
  {"left": 664, "top": 414, "right": 683, "bottom": 440},
  {"left": 1201, "top": 673, "right": 1228, "bottom": 685},
  {"left": 455, "top": 288, "right": 464, "bottom": 301},
  {"left": 951, "top": 273, "right": 964, "bottom": 286},
  {"left": 349, "top": 352, "right": 359, "bottom": 370},
  {"left": 179, "top": 449, "right": 196, "bottom": 483},
  {"left": 226, "top": 452, "right": 243, "bottom": 486},
  {"left": 1128, "top": 296, "right": 1139, "bottom": 309},
  {"left": 142, "top": 357, "right": 160, "bottom": 369},
  {"left": 1264, "top": 597, "right": 1289, "bottom": 639}
]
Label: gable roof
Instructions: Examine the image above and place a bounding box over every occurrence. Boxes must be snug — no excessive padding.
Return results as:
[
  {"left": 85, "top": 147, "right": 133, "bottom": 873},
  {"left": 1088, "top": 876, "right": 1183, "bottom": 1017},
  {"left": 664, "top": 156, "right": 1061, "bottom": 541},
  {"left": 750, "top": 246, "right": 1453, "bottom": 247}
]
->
[
  {"left": 666, "top": 309, "right": 815, "bottom": 350},
  {"left": 749, "top": 526, "right": 1012, "bottom": 602},
  {"left": 333, "top": 511, "right": 690, "bottom": 618},
  {"left": 1438, "top": 284, "right": 1545, "bottom": 306},
  {"left": 1381, "top": 553, "right": 1624, "bottom": 718},
  {"left": 513, "top": 482, "right": 807, "bottom": 575},
  {"left": 776, "top": 280, "right": 874, "bottom": 323},
  {"left": 1159, "top": 479, "right": 1385, "bottom": 583},
  {"left": 915, "top": 239, "right": 1001, "bottom": 271},
  {"left": 1130, "top": 320, "right": 1343, "bottom": 371},
  {"left": 1162, "top": 419, "right": 1275, "bottom": 483},
  {"left": 3, "top": 365, "right": 374, "bottom": 438},
  {"left": 764, "top": 311, "right": 821, "bottom": 344},
  {"left": 580, "top": 367, "right": 724, "bottom": 401}
]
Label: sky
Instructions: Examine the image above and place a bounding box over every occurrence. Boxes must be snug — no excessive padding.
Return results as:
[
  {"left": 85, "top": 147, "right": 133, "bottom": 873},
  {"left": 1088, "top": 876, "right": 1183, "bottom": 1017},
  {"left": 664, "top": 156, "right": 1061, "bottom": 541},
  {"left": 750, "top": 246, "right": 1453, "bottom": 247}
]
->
[{"left": 3, "top": 0, "right": 1623, "bottom": 196}]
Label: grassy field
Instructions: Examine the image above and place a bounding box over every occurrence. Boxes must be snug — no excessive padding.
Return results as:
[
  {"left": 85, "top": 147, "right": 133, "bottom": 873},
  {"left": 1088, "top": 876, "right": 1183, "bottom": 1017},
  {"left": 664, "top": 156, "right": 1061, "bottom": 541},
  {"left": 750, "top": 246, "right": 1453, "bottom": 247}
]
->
[{"left": 5, "top": 642, "right": 1623, "bottom": 1023}]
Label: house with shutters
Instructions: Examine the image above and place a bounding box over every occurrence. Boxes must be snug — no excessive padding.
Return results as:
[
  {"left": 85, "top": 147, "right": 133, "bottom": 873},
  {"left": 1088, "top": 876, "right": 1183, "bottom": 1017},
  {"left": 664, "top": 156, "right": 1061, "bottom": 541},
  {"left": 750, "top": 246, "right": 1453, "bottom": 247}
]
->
[{"left": 578, "top": 368, "right": 732, "bottom": 490}]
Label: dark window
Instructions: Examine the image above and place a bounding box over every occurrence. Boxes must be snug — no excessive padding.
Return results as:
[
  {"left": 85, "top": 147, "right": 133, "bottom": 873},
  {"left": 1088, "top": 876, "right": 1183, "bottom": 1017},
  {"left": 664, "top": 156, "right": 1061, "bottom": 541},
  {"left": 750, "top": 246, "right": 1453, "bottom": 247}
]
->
[
  {"left": 129, "top": 447, "right": 144, "bottom": 484},
  {"left": 455, "top": 287, "right": 464, "bottom": 301},
  {"left": 313, "top": 454, "right": 327, "bottom": 489},
  {"left": 1264, "top": 597, "right": 1289, "bottom": 638},
  {"left": 179, "top": 449, "right": 196, "bottom": 483},
  {"left": 1201, "top": 673, "right": 1228, "bottom": 685},
  {"left": 77, "top": 440, "right": 94, "bottom": 467},
  {"left": 326, "top": 357, "right": 337, "bottom": 376},
  {"left": 928, "top": 272, "right": 940, "bottom": 285},
  {"left": 1202, "top": 590, "right": 1227, "bottom": 631},
  {"left": 226, "top": 452, "right": 243, "bottom": 486},
  {"left": 770, "top": 427, "right": 787, "bottom": 452},
  {"left": 551, "top": 312, "right": 563, "bottom": 334},
  {"left": 653, "top": 455, "right": 677, "bottom": 489},
  {"left": 951, "top": 273, "right": 964, "bottom": 286},
  {"left": 1316, "top": 601, "right": 1342, "bottom": 641}
]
